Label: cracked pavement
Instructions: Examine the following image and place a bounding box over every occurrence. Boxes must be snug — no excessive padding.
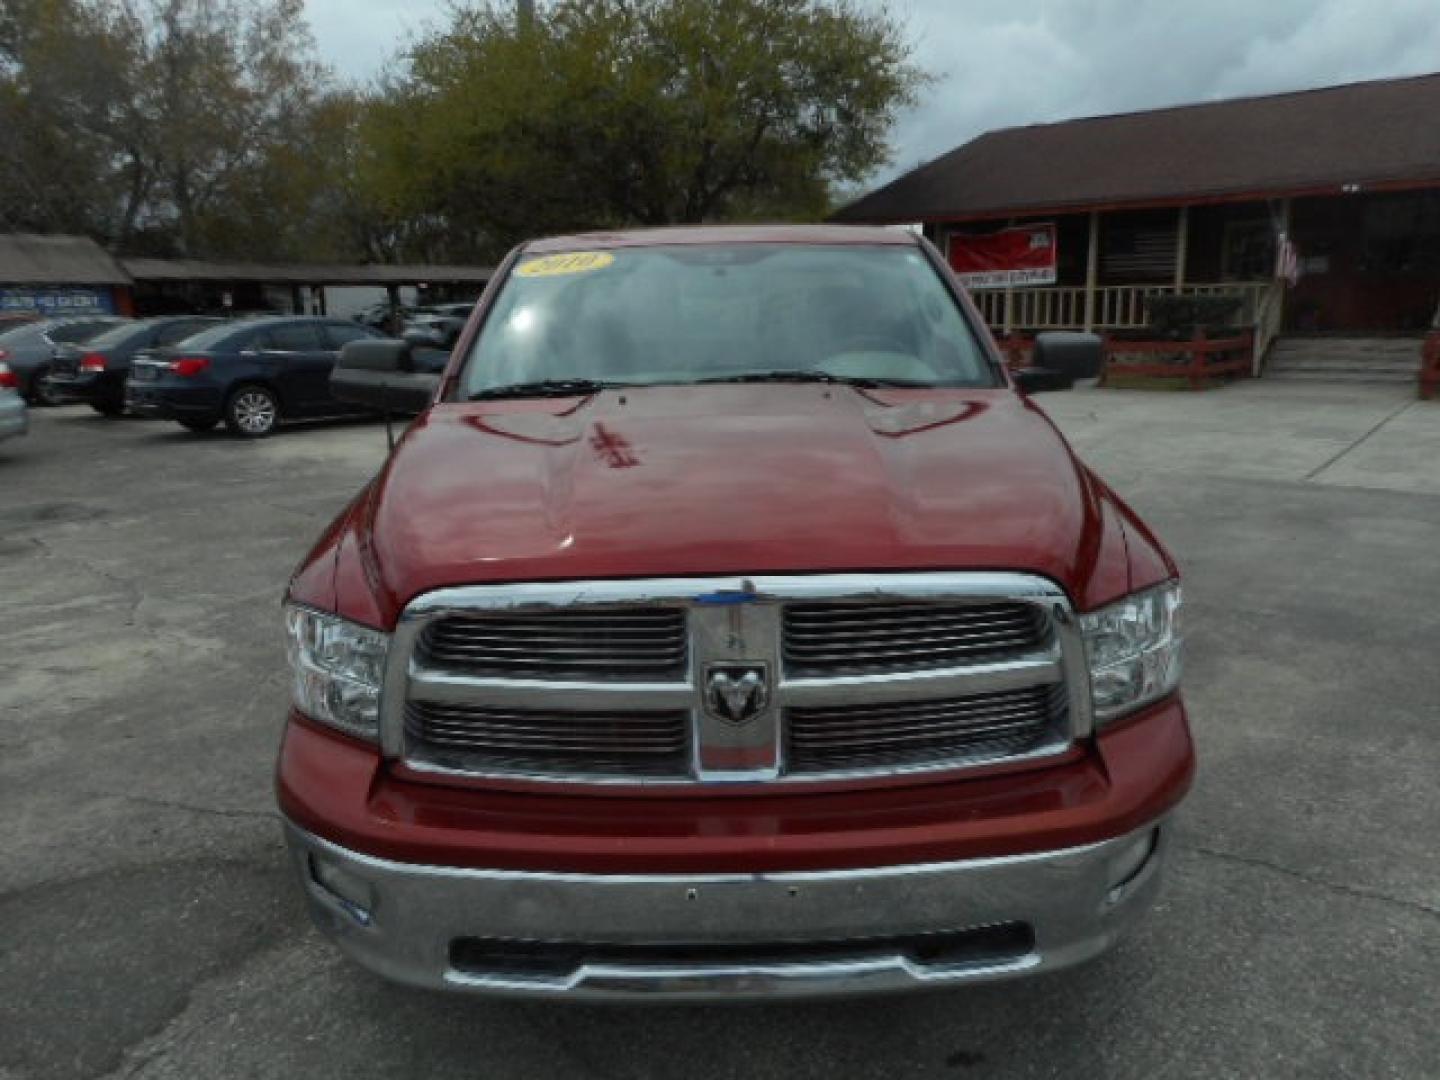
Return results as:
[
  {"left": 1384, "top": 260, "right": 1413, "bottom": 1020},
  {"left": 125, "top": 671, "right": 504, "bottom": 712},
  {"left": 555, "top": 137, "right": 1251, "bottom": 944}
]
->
[{"left": 2, "top": 382, "right": 1438, "bottom": 1079}]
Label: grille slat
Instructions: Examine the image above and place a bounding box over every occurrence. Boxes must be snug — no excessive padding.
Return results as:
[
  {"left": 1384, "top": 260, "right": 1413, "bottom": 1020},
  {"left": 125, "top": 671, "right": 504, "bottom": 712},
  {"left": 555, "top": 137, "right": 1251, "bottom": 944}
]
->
[
  {"left": 791, "top": 717, "right": 1044, "bottom": 751},
  {"left": 783, "top": 601, "right": 1046, "bottom": 676},
  {"left": 790, "top": 706, "right": 1052, "bottom": 742},
  {"left": 421, "top": 717, "right": 685, "bottom": 744},
  {"left": 783, "top": 612, "right": 1037, "bottom": 631},
  {"left": 421, "top": 607, "right": 688, "bottom": 681},
  {"left": 407, "top": 702, "right": 690, "bottom": 777},
  {"left": 786, "top": 685, "right": 1064, "bottom": 773}
]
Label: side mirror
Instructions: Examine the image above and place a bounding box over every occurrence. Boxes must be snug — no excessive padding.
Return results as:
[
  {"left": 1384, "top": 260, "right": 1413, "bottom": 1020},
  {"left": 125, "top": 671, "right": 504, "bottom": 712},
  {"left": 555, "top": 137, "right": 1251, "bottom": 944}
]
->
[
  {"left": 1014, "top": 331, "right": 1104, "bottom": 393},
  {"left": 331, "top": 338, "right": 440, "bottom": 415}
]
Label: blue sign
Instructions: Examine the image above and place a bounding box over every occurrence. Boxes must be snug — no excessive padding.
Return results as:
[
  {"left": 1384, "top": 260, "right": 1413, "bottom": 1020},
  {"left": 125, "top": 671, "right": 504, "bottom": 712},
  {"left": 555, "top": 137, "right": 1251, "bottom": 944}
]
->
[{"left": 0, "top": 287, "right": 116, "bottom": 315}]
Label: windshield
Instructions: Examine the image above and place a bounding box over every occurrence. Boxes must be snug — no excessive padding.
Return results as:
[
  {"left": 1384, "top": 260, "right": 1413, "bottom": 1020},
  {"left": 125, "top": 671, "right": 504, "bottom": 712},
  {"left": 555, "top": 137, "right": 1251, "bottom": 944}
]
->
[
  {"left": 83, "top": 322, "right": 149, "bottom": 350},
  {"left": 0, "top": 323, "right": 44, "bottom": 345},
  {"left": 173, "top": 321, "right": 252, "bottom": 350},
  {"left": 458, "top": 244, "right": 996, "bottom": 397}
]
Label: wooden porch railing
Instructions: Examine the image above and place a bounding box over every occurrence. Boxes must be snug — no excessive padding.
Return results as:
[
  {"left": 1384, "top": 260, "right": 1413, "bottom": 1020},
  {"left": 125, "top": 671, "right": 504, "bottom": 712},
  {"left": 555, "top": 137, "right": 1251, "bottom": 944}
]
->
[
  {"left": 972, "top": 281, "right": 1272, "bottom": 332},
  {"left": 1250, "top": 282, "right": 1285, "bottom": 376}
]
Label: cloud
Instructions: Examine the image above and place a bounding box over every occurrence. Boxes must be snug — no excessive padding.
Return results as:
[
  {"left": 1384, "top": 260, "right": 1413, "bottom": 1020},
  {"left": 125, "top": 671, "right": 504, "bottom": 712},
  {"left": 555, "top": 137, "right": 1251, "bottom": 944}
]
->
[
  {"left": 885, "top": 0, "right": 1440, "bottom": 181},
  {"left": 303, "top": 0, "right": 437, "bottom": 86},
  {"left": 303, "top": 0, "right": 1440, "bottom": 178}
]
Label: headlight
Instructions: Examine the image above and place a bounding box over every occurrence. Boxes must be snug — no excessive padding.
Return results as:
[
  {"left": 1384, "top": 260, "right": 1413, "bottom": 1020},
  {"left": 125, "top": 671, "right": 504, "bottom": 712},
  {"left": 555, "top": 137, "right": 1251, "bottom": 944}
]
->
[
  {"left": 1080, "top": 581, "right": 1182, "bottom": 724},
  {"left": 284, "top": 605, "right": 390, "bottom": 740}
]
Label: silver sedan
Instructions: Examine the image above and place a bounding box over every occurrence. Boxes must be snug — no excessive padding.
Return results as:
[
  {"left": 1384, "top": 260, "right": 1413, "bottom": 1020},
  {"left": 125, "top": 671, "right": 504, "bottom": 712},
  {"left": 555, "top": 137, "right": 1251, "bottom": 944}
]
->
[{"left": 0, "top": 361, "right": 29, "bottom": 442}]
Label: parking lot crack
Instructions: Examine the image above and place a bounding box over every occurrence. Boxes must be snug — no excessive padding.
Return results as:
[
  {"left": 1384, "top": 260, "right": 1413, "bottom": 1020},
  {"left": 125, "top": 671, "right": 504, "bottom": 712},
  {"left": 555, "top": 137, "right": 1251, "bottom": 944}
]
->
[
  {"left": 1180, "top": 842, "right": 1440, "bottom": 920},
  {"left": 1303, "top": 399, "right": 1417, "bottom": 481},
  {"left": 91, "top": 791, "right": 279, "bottom": 823}
]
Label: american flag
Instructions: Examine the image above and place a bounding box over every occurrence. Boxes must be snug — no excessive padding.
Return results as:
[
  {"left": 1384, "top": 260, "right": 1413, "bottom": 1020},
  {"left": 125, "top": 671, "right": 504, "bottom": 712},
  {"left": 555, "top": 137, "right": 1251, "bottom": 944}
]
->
[{"left": 1276, "top": 231, "right": 1301, "bottom": 286}]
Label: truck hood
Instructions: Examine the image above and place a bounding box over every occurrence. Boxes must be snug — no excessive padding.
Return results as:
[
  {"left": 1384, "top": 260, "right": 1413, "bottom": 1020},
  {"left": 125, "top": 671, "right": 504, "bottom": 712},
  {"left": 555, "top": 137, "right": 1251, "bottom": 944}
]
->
[{"left": 344, "top": 385, "right": 1138, "bottom": 624}]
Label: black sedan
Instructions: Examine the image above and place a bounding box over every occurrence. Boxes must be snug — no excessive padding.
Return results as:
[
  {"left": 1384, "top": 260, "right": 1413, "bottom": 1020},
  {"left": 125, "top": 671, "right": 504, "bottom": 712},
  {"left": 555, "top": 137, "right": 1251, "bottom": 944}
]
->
[
  {"left": 125, "top": 316, "right": 383, "bottom": 437},
  {"left": 46, "top": 316, "right": 222, "bottom": 416},
  {"left": 0, "top": 315, "right": 128, "bottom": 403}
]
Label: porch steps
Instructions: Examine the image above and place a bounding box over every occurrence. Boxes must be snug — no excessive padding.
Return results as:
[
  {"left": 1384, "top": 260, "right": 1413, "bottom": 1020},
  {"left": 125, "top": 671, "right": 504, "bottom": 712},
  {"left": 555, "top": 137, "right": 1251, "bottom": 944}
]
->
[{"left": 1265, "top": 336, "right": 1424, "bottom": 384}]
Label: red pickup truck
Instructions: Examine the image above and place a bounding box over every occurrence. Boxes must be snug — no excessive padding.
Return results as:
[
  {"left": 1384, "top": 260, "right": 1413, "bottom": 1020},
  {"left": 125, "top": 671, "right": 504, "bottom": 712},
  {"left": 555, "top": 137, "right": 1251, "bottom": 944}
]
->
[{"left": 277, "top": 226, "right": 1192, "bottom": 1000}]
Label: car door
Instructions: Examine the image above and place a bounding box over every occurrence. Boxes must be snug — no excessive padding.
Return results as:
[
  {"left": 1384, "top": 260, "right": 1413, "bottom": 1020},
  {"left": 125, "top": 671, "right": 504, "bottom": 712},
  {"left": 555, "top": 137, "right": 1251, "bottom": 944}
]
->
[{"left": 258, "top": 322, "right": 328, "bottom": 415}]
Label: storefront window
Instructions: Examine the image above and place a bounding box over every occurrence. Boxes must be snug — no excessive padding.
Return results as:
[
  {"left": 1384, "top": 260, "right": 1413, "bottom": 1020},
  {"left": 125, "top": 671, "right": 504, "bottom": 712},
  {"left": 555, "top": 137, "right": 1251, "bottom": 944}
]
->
[{"left": 1360, "top": 194, "right": 1440, "bottom": 274}]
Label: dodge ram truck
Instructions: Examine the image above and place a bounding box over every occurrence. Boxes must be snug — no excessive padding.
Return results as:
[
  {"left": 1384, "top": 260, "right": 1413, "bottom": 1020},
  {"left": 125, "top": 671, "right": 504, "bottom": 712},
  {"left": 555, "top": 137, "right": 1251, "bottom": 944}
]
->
[{"left": 277, "top": 225, "right": 1193, "bottom": 1000}]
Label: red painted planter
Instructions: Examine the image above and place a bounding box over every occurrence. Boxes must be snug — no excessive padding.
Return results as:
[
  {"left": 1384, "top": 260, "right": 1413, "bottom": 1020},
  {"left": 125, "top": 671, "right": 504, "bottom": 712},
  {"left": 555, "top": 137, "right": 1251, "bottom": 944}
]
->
[{"left": 1421, "top": 331, "right": 1440, "bottom": 400}]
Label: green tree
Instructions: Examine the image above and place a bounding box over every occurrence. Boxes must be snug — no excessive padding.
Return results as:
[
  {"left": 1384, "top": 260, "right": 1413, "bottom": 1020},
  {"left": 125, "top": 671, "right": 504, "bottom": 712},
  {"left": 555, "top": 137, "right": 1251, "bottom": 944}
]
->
[
  {"left": 0, "top": 0, "right": 147, "bottom": 241},
  {"left": 0, "top": 0, "right": 358, "bottom": 261},
  {"left": 367, "top": 0, "right": 925, "bottom": 259}
]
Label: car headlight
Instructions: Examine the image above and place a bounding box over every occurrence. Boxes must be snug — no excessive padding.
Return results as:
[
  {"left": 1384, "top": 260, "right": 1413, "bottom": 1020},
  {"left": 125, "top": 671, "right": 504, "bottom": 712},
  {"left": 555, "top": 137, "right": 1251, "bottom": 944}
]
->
[
  {"left": 1080, "top": 581, "right": 1182, "bottom": 724},
  {"left": 285, "top": 605, "right": 390, "bottom": 740}
]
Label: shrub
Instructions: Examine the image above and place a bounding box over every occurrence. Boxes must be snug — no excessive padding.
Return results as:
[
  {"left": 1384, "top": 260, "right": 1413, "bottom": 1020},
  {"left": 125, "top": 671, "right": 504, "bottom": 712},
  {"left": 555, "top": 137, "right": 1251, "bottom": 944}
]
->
[{"left": 1146, "top": 295, "right": 1244, "bottom": 338}]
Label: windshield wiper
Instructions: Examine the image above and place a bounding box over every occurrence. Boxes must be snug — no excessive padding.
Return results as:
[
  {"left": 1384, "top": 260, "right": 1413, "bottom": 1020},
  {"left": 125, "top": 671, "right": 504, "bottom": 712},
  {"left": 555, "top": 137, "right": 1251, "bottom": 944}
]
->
[
  {"left": 692, "top": 370, "right": 931, "bottom": 388},
  {"left": 468, "top": 378, "right": 616, "bottom": 401}
]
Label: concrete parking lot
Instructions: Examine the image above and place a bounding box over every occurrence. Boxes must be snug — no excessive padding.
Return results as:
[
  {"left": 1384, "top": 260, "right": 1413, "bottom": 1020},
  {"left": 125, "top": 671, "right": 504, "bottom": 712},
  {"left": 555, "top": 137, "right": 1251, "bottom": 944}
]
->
[{"left": 3, "top": 381, "right": 1438, "bottom": 1080}]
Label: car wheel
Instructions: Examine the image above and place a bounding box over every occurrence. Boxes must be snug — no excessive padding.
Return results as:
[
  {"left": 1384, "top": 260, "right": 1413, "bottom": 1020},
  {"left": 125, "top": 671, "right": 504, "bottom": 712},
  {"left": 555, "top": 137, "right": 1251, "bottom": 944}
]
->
[
  {"left": 30, "top": 366, "right": 61, "bottom": 406},
  {"left": 179, "top": 418, "right": 219, "bottom": 433},
  {"left": 224, "top": 385, "right": 280, "bottom": 438}
]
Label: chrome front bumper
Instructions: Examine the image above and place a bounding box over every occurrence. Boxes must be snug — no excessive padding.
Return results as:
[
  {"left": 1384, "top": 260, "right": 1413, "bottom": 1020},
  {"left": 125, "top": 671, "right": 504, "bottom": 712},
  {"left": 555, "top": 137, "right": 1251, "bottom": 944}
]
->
[{"left": 284, "top": 817, "right": 1170, "bottom": 1001}]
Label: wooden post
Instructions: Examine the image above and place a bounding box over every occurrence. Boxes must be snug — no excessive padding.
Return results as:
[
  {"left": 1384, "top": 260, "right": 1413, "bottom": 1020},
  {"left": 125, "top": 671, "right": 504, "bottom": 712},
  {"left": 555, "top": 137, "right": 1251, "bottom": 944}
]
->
[
  {"left": 1083, "top": 211, "right": 1100, "bottom": 331},
  {"left": 1275, "top": 196, "right": 1292, "bottom": 319},
  {"left": 1174, "top": 206, "right": 1189, "bottom": 289},
  {"left": 1190, "top": 327, "right": 1207, "bottom": 391},
  {"left": 1002, "top": 287, "right": 1014, "bottom": 334}
]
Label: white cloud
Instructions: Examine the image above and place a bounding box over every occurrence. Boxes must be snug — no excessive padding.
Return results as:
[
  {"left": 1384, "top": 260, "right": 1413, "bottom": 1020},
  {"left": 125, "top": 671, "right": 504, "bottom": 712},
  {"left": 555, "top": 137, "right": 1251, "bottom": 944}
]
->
[
  {"left": 303, "top": 0, "right": 1440, "bottom": 177},
  {"left": 304, "top": 0, "right": 437, "bottom": 86},
  {"left": 886, "top": 0, "right": 1440, "bottom": 181}
]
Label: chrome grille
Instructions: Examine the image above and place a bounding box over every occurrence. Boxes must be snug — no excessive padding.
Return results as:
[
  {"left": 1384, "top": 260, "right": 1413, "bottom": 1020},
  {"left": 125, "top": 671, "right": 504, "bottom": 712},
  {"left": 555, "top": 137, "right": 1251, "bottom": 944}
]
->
[
  {"left": 388, "top": 574, "right": 1086, "bottom": 786},
  {"left": 782, "top": 601, "right": 1048, "bottom": 676},
  {"left": 418, "top": 608, "right": 687, "bottom": 681},
  {"left": 786, "top": 685, "right": 1066, "bottom": 774},
  {"left": 406, "top": 702, "right": 690, "bottom": 778}
]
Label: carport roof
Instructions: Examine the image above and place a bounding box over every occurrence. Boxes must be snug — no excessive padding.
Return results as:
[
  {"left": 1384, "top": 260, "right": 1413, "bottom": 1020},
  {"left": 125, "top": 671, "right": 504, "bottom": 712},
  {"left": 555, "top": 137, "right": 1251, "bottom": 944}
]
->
[
  {"left": 121, "top": 257, "right": 494, "bottom": 285},
  {"left": 833, "top": 71, "right": 1440, "bottom": 224},
  {"left": 0, "top": 233, "right": 132, "bottom": 286}
]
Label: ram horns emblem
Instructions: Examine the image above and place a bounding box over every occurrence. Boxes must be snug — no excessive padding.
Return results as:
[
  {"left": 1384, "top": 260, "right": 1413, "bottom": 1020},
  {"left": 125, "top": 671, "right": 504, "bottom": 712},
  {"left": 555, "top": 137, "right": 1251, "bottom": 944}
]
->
[{"left": 704, "top": 664, "right": 770, "bottom": 726}]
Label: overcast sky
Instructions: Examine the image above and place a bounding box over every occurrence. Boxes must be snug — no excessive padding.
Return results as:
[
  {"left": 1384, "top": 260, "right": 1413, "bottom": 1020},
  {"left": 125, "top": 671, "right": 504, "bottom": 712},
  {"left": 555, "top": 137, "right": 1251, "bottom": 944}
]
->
[{"left": 305, "top": 0, "right": 1440, "bottom": 184}]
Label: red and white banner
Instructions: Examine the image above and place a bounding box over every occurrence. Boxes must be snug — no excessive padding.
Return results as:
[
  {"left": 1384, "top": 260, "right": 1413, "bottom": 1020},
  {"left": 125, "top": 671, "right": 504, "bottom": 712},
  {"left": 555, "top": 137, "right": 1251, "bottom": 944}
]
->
[{"left": 947, "top": 224, "right": 1057, "bottom": 289}]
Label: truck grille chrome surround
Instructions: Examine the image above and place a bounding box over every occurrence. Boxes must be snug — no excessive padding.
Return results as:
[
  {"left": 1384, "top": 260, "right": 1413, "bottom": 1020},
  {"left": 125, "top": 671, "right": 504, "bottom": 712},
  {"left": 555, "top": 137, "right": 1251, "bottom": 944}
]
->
[{"left": 383, "top": 573, "right": 1092, "bottom": 786}]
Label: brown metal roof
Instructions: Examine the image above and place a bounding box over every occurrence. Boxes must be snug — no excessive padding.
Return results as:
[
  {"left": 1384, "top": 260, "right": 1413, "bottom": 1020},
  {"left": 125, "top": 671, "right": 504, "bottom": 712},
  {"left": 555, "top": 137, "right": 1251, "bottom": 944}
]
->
[
  {"left": 834, "top": 72, "right": 1440, "bottom": 224},
  {"left": 0, "top": 233, "right": 131, "bottom": 285},
  {"left": 120, "top": 258, "right": 494, "bottom": 285}
]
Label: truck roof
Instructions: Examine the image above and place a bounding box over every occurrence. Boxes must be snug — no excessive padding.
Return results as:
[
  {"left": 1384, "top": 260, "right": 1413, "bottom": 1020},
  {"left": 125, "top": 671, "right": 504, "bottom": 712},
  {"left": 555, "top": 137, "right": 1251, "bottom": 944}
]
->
[{"left": 524, "top": 224, "right": 920, "bottom": 254}]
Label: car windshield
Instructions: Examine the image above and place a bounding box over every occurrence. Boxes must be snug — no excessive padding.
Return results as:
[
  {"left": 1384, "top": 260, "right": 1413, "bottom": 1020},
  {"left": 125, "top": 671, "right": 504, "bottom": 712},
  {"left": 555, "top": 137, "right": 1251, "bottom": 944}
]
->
[
  {"left": 0, "top": 323, "right": 45, "bottom": 345},
  {"left": 172, "top": 321, "right": 251, "bottom": 350},
  {"left": 458, "top": 244, "right": 997, "bottom": 398},
  {"left": 84, "top": 322, "right": 149, "bottom": 350}
]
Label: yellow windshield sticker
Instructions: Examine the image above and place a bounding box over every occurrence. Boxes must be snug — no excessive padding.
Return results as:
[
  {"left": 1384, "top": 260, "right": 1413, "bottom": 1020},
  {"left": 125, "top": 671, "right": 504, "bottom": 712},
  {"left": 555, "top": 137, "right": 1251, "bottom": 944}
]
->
[{"left": 516, "top": 252, "right": 615, "bottom": 277}]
